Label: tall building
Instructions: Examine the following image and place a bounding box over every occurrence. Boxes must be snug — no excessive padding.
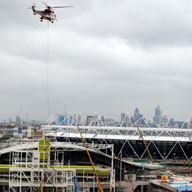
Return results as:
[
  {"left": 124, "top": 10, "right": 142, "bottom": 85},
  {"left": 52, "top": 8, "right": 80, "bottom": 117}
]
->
[
  {"left": 153, "top": 105, "right": 162, "bottom": 125},
  {"left": 134, "top": 108, "right": 142, "bottom": 122},
  {"left": 57, "top": 114, "right": 64, "bottom": 124},
  {"left": 155, "top": 105, "right": 162, "bottom": 117}
]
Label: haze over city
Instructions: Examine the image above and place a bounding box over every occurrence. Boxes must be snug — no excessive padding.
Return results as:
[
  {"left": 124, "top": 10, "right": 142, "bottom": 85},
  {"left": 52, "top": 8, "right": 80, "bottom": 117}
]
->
[{"left": 0, "top": 0, "right": 192, "bottom": 121}]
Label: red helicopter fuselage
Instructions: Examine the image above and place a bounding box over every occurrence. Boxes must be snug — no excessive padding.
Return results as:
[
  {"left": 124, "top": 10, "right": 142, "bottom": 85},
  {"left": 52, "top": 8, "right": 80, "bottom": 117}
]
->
[{"left": 32, "top": 6, "right": 56, "bottom": 23}]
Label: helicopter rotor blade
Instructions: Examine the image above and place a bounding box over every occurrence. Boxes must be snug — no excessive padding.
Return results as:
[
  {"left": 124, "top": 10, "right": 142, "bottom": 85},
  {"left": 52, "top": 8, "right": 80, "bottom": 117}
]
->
[
  {"left": 52, "top": 6, "right": 73, "bottom": 9},
  {"left": 41, "top": 2, "right": 50, "bottom": 8}
]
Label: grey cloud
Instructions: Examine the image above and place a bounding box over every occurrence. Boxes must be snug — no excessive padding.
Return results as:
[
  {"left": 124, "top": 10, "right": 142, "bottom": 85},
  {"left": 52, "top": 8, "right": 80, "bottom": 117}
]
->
[{"left": 66, "top": 0, "right": 192, "bottom": 46}]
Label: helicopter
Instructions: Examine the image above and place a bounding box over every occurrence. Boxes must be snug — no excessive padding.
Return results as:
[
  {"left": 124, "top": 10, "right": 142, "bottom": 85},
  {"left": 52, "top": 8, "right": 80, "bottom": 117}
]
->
[{"left": 31, "top": 2, "right": 73, "bottom": 23}]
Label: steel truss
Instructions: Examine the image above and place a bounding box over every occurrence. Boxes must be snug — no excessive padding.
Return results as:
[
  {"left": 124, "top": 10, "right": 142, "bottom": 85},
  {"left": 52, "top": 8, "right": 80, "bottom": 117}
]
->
[{"left": 42, "top": 125, "right": 192, "bottom": 161}]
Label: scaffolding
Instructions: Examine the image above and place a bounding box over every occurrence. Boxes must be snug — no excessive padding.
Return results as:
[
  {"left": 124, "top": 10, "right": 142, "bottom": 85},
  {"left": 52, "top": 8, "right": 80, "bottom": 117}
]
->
[{"left": 0, "top": 140, "right": 115, "bottom": 192}]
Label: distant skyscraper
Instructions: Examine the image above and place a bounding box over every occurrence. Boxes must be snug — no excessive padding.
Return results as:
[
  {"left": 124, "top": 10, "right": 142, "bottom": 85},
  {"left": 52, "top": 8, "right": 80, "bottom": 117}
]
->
[
  {"left": 57, "top": 114, "right": 64, "bottom": 124},
  {"left": 155, "top": 105, "right": 162, "bottom": 117},
  {"left": 153, "top": 105, "right": 162, "bottom": 125},
  {"left": 134, "top": 108, "right": 142, "bottom": 122}
]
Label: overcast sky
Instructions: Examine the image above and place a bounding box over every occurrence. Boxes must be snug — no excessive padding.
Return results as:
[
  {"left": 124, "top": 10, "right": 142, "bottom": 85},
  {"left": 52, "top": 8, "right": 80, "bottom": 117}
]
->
[{"left": 0, "top": 0, "right": 192, "bottom": 121}]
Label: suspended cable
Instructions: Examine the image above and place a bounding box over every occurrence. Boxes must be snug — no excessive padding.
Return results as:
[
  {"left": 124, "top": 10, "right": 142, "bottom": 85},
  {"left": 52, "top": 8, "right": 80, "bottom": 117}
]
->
[{"left": 46, "top": 21, "right": 50, "bottom": 118}]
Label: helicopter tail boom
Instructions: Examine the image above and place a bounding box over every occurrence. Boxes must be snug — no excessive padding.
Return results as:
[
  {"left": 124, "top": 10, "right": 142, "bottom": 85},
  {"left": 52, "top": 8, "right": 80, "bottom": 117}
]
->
[{"left": 32, "top": 6, "right": 36, "bottom": 15}]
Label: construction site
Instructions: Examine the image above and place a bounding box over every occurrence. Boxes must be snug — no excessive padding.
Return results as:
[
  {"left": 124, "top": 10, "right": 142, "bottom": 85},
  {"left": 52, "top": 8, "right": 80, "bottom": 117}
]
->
[
  {"left": 1, "top": 0, "right": 192, "bottom": 191},
  {"left": 0, "top": 124, "right": 192, "bottom": 192}
]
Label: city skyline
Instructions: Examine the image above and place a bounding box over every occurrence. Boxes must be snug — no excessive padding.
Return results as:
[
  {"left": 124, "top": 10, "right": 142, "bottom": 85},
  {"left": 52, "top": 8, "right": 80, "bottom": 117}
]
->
[
  {"left": 0, "top": 0, "right": 192, "bottom": 120},
  {"left": 1, "top": 105, "right": 191, "bottom": 124}
]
